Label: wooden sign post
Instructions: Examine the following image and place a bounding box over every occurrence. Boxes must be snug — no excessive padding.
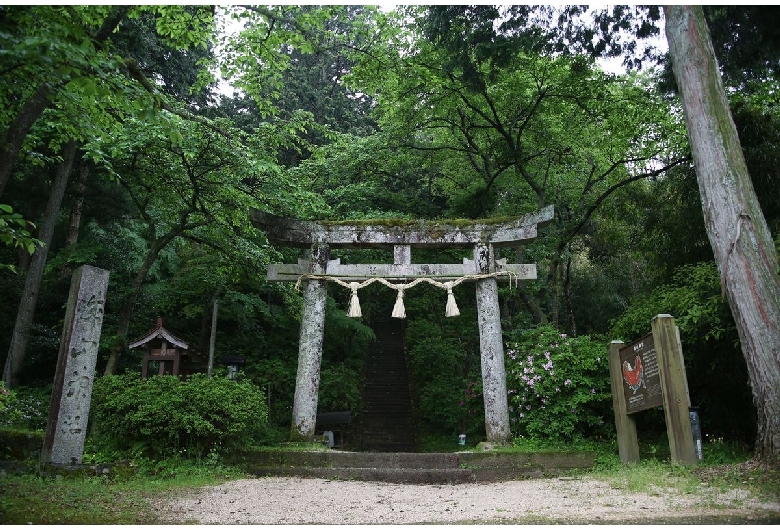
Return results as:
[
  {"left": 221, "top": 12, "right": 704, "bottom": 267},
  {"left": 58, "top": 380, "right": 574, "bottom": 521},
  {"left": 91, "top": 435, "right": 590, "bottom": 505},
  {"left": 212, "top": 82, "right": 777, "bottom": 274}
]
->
[{"left": 608, "top": 314, "right": 698, "bottom": 465}]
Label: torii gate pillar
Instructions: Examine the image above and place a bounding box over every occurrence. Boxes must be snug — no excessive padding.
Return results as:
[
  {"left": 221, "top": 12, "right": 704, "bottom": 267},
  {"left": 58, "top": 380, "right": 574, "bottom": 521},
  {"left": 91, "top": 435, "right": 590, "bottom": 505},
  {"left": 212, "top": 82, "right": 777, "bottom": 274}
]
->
[
  {"left": 474, "top": 243, "right": 510, "bottom": 443},
  {"left": 290, "top": 243, "right": 329, "bottom": 441}
]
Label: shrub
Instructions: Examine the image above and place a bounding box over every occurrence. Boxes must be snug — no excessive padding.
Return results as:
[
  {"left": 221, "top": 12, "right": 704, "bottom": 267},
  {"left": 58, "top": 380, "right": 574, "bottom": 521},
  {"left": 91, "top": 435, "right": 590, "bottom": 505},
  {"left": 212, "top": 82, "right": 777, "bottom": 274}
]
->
[
  {"left": 0, "top": 382, "right": 20, "bottom": 426},
  {"left": 0, "top": 383, "right": 50, "bottom": 431},
  {"left": 505, "top": 325, "right": 613, "bottom": 441},
  {"left": 90, "top": 373, "right": 268, "bottom": 458}
]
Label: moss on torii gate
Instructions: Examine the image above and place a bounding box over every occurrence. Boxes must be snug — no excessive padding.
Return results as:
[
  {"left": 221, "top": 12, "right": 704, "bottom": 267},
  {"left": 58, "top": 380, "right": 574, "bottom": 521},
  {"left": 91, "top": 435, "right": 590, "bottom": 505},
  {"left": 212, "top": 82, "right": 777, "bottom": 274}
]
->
[{"left": 250, "top": 206, "right": 554, "bottom": 445}]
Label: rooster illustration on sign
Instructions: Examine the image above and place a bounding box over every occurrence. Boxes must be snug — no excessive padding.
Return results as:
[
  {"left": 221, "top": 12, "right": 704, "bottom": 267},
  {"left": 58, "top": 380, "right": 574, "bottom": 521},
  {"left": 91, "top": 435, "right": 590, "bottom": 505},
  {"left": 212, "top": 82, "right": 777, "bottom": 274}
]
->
[{"left": 622, "top": 355, "right": 645, "bottom": 394}]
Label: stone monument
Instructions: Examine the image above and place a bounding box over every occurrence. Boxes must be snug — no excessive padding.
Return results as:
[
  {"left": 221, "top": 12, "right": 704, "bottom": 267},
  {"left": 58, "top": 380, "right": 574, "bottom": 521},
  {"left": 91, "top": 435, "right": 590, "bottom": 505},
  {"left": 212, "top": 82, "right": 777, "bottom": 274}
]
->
[{"left": 41, "top": 265, "right": 110, "bottom": 466}]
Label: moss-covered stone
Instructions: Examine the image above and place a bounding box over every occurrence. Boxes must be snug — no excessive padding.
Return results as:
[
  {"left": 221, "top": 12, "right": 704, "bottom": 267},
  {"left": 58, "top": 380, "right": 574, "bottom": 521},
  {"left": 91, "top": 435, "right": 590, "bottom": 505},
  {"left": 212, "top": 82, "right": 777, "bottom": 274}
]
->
[{"left": 0, "top": 428, "right": 43, "bottom": 460}]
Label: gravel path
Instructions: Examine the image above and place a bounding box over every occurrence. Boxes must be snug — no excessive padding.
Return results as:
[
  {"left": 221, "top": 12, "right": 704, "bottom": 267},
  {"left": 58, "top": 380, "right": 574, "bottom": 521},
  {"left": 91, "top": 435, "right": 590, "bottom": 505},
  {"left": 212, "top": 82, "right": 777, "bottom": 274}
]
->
[{"left": 154, "top": 476, "right": 780, "bottom": 524}]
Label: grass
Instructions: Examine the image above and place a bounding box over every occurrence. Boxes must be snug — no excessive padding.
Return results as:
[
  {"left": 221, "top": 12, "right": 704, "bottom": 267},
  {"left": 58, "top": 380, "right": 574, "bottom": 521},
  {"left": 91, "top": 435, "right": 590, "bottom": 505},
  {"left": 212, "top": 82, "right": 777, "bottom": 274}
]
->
[
  {"left": 0, "top": 437, "right": 777, "bottom": 524},
  {"left": 0, "top": 458, "right": 247, "bottom": 524}
]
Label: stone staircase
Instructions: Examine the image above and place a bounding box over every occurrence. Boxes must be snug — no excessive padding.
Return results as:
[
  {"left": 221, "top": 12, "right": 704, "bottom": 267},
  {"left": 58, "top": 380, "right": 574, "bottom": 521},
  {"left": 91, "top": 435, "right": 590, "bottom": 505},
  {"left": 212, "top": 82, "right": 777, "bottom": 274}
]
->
[
  {"left": 231, "top": 449, "right": 596, "bottom": 484},
  {"left": 357, "top": 318, "right": 417, "bottom": 452}
]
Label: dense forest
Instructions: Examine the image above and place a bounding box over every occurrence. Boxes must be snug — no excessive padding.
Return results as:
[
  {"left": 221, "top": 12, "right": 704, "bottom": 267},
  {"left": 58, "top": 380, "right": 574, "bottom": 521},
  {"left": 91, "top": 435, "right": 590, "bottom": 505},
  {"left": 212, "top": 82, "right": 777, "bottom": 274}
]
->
[{"left": 1, "top": 6, "right": 778, "bottom": 464}]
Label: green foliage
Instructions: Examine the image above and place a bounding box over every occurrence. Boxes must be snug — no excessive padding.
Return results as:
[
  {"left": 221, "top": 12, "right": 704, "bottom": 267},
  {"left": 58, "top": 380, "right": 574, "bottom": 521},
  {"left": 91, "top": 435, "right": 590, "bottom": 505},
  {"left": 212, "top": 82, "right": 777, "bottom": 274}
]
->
[
  {"left": 318, "top": 364, "right": 361, "bottom": 412},
  {"left": 505, "top": 325, "right": 613, "bottom": 440},
  {"left": 406, "top": 287, "right": 484, "bottom": 437},
  {"left": 150, "top": 5, "right": 214, "bottom": 50},
  {"left": 0, "top": 382, "right": 21, "bottom": 426},
  {"left": 218, "top": 6, "right": 378, "bottom": 119},
  {"left": 0, "top": 384, "right": 49, "bottom": 431},
  {"left": 90, "top": 373, "right": 268, "bottom": 458},
  {"left": 0, "top": 204, "right": 42, "bottom": 272},
  {"left": 610, "top": 262, "right": 734, "bottom": 342}
]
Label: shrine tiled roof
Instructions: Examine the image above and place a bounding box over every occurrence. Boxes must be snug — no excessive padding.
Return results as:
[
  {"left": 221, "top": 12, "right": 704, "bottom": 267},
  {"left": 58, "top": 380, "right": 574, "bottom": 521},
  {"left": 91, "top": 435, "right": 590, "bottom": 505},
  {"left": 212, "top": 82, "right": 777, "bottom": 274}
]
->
[{"left": 128, "top": 317, "right": 191, "bottom": 350}]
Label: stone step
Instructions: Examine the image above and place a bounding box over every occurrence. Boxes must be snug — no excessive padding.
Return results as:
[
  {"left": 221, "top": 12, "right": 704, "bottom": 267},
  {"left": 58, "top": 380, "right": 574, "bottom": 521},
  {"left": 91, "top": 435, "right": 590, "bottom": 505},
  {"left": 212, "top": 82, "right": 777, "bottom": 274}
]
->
[
  {"left": 231, "top": 449, "right": 596, "bottom": 484},
  {"left": 250, "top": 466, "right": 473, "bottom": 483}
]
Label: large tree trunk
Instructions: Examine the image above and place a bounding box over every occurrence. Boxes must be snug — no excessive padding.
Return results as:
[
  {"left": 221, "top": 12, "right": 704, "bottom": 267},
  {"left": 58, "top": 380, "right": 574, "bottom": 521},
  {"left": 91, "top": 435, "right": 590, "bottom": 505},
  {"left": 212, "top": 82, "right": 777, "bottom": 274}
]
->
[
  {"left": 665, "top": 5, "right": 780, "bottom": 465},
  {"left": 2, "top": 141, "right": 78, "bottom": 388}
]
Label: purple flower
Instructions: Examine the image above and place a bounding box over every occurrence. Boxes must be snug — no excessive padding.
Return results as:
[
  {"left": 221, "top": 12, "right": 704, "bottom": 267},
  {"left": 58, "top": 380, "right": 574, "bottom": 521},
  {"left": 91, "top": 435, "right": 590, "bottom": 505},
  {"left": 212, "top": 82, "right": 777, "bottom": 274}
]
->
[{"left": 564, "top": 379, "right": 572, "bottom": 386}]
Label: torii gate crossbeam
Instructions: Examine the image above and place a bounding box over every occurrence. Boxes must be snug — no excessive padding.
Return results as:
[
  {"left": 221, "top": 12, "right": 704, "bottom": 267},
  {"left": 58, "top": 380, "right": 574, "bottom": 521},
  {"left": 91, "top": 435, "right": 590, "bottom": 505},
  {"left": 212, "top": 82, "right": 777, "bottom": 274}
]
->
[{"left": 250, "top": 206, "right": 553, "bottom": 445}]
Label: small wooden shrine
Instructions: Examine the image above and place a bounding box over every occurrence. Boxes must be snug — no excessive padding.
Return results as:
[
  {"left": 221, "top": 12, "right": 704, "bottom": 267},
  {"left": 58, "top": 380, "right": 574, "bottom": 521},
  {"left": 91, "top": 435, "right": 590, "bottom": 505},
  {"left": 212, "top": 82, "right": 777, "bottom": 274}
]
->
[{"left": 129, "top": 317, "right": 207, "bottom": 378}]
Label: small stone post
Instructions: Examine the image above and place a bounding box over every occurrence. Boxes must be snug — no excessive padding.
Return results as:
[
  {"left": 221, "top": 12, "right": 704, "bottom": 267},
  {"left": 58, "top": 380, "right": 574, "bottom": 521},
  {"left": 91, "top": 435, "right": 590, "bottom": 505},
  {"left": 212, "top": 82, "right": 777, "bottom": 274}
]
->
[
  {"left": 473, "top": 243, "right": 510, "bottom": 444},
  {"left": 41, "top": 265, "right": 109, "bottom": 466},
  {"left": 608, "top": 340, "right": 640, "bottom": 463},
  {"left": 290, "top": 243, "right": 329, "bottom": 442}
]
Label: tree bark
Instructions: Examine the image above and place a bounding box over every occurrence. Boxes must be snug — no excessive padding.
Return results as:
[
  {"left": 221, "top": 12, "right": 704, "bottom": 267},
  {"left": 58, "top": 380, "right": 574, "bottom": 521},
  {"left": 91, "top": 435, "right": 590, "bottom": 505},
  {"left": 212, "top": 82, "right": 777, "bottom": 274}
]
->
[
  {"left": 3, "top": 140, "right": 78, "bottom": 388},
  {"left": 665, "top": 5, "right": 780, "bottom": 465},
  {"left": 0, "top": 84, "right": 52, "bottom": 199},
  {"left": 563, "top": 255, "right": 577, "bottom": 337},
  {"left": 199, "top": 287, "right": 224, "bottom": 351},
  {"left": 65, "top": 163, "right": 88, "bottom": 248}
]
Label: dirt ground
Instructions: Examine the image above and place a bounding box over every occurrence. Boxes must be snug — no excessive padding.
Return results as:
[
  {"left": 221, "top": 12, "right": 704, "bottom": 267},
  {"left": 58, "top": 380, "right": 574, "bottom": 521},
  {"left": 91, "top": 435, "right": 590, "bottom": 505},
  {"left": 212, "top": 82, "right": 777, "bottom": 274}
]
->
[{"left": 153, "top": 473, "right": 780, "bottom": 525}]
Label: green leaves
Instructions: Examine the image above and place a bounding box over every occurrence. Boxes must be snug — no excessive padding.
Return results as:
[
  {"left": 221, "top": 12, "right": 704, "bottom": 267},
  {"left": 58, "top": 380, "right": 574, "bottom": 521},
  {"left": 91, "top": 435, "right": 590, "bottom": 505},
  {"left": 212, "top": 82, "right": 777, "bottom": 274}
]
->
[
  {"left": 0, "top": 204, "right": 43, "bottom": 272},
  {"left": 90, "top": 373, "right": 268, "bottom": 458},
  {"left": 609, "top": 262, "right": 732, "bottom": 342},
  {"left": 152, "top": 6, "right": 214, "bottom": 49}
]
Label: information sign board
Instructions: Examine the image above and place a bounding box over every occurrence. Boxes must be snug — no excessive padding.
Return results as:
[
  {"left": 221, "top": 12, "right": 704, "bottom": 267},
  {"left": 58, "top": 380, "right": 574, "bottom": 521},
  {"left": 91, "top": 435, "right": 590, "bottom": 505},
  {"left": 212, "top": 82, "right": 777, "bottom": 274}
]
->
[{"left": 619, "top": 333, "right": 663, "bottom": 414}]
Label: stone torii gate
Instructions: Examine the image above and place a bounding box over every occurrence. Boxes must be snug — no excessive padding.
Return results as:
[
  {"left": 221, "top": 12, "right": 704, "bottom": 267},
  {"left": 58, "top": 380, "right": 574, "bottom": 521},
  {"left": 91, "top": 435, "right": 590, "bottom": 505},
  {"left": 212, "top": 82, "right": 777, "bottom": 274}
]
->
[{"left": 250, "top": 206, "right": 553, "bottom": 444}]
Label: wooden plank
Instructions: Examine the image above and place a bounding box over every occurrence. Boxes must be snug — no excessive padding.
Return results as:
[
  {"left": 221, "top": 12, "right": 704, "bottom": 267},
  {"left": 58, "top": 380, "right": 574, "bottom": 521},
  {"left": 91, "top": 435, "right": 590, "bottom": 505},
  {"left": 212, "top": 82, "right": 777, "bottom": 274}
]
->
[
  {"left": 608, "top": 340, "right": 640, "bottom": 464},
  {"left": 652, "top": 314, "right": 697, "bottom": 465}
]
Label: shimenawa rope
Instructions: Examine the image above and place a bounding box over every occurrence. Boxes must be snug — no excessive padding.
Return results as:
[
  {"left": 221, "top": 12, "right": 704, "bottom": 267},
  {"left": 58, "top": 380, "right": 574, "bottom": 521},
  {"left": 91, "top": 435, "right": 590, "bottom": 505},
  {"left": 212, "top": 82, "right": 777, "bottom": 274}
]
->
[{"left": 294, "top": 271, "right": 518, "bottom": 319}]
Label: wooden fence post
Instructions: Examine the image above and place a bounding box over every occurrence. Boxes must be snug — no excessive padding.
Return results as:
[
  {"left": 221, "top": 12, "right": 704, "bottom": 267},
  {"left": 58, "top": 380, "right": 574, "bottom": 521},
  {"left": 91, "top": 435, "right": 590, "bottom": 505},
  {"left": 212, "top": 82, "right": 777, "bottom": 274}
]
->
[
  {"left": 608, "top": 340, "right": 640, "bottom": 463},
  {"left": 652, "top": 314, "right": 697, "bottom": 465}
]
